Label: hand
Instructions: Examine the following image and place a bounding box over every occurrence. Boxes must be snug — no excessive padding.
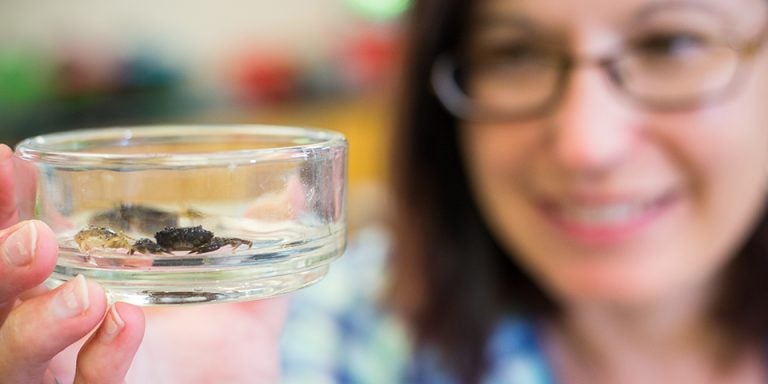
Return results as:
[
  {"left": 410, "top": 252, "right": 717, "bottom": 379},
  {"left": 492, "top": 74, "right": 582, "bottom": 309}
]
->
[
  {"left": 2, "top": 143, "right": 290, "bottom": 383},
  {"left": 0, "top": 144, "right": 145, "bottom": 383}
]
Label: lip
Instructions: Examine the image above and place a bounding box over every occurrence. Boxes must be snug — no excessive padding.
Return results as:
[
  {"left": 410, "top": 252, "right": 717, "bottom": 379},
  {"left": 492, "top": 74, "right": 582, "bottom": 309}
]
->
[{"left": 536, "top": 190, "right": 681, "bottom": 246}]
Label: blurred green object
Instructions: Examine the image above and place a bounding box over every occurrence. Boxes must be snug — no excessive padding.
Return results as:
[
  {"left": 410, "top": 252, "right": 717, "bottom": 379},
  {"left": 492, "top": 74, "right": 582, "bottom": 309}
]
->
[
  {"left": 0, "top": 49, "right": 196, "bottom": 147},
  {"left": 343, "top": 0, "right": 410, "bottom": 21},
  {"left": 0, "top": 51, "right": 54, "bottom": 106}
]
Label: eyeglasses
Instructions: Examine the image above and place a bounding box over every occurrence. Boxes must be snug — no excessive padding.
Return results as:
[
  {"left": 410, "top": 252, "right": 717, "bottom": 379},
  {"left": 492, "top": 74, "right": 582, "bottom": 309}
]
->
[{"left": 432, "top": 28, "right": 768, "bottom": 121}]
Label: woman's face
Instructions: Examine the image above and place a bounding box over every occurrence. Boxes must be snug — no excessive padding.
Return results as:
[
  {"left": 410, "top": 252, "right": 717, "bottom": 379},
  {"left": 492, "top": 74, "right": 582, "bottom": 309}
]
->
[{"left": 460, "top": 0, "right": 768, "bottom": 307}]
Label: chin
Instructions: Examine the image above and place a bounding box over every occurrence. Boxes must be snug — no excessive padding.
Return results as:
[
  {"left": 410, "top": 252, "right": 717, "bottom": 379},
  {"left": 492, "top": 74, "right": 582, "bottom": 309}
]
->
[{"left": 541, "top": 261, "right": 684, "bottom": 309}]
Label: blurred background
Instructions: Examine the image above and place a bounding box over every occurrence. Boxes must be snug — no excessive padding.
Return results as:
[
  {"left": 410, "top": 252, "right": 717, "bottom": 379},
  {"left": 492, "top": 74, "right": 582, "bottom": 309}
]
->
[{"left": 0, "top": 0, "right": 407, "bottom": 230}]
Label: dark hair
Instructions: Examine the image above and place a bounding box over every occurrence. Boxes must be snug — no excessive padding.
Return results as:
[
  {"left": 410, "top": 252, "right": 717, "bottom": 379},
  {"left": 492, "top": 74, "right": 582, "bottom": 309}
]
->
[
  {"left": 387, "top": 0, "right": 768, "bottom": 382},
  {"left": 387, "top": 0, "right": 555, "bottom": 382}
]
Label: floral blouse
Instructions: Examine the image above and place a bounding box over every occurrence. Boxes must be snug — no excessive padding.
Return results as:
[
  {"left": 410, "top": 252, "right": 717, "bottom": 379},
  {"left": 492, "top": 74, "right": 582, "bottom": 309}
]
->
[{"left": 280, "top": 226, "right": 555, "bottom": 384}]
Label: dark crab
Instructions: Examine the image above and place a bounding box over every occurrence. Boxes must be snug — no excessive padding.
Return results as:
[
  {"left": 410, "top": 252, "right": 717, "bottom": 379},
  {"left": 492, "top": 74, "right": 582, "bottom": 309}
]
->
[{"left": 129, "top": 225, "right": 252, "bottom": 255}]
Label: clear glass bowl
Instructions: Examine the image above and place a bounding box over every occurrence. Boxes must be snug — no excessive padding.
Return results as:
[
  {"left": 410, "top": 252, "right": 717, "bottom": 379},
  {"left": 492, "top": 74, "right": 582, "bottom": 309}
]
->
[{"left": 13, "top": 125, "right": 347, "bottom": 305}]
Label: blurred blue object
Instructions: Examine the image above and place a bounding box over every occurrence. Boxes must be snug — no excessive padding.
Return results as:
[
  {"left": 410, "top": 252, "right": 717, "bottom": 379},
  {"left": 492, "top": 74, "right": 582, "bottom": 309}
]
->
[{"left": 118, "top": 53, "right": 181, "bottom": 92}]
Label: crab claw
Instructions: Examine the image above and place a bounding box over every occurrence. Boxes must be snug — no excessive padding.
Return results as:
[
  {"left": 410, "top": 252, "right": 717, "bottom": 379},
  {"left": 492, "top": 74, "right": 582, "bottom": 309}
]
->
[{"left": 188, "top": 237, "right": 253, "bottom": 254}]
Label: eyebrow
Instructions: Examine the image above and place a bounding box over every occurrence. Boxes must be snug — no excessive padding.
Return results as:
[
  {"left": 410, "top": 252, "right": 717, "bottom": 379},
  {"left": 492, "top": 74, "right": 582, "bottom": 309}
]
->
[
  {"left": 470, "top": 13, "right": 540, "bottom": 35},
  {"left": 632, "top": 0, "right": 723, "bottom": 23}
]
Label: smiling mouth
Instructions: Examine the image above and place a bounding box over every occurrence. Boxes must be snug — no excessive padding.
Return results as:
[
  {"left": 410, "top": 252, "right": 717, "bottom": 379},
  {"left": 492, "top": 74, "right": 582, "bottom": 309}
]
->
[{"left": 537, "top": 190, "right": 681, "bottom": 244}]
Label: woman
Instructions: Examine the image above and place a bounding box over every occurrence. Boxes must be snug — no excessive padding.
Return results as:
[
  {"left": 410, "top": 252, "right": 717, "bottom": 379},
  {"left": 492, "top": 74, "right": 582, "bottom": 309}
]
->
[
  {"left": 2, "top": 0, "right": 768, "bottom": 382},
  {"left": 385, "top": 0, "right": 768, "bottom": 382}
]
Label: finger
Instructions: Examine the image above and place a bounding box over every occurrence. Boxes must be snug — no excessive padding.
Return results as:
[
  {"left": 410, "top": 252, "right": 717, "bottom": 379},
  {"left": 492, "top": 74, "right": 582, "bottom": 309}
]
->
[
  {"left": 18, "top": 283, "right": 52, "bottom": 301},
  {"left": 0, "top": 275, "right": 108, "bottom": 384},
  {"left": 0, "top": 220, "right": 58, "bottom": 324},
  {"left": 74, "top": 302, "right": 145, "bottom": 384},
  {"left": 0, "top": 144, "right": 20, "bottom": 229}
]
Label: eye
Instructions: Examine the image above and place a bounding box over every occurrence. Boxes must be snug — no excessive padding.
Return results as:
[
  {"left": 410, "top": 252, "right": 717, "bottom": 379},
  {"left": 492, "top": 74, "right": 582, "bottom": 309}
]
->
[
  {"left": 631, "top": 32, "right": 711, "bottom": 60},
  {"left": 488, "top": 43, "right": 538, "bottom": 59},
  {"left": 469, "top": 42, "right": 557, "bottom": 71}
]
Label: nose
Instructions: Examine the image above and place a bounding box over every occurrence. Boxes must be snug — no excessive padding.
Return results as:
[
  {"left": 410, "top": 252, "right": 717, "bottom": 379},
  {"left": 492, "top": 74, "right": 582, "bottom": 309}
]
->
[{"left": 548, "top": 64, "right": 637, "bottom": 174}]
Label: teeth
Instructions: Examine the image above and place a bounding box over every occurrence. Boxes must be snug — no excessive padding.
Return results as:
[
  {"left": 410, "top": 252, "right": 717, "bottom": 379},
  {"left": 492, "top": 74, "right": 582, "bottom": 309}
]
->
[{"left": 560, "top": 203, "right": 646, "bottom": 225}]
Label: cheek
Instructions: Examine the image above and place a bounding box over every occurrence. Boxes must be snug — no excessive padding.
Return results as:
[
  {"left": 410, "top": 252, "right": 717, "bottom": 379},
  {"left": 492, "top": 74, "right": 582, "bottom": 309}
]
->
[
  {"left": 460, "top": 122, "right": 541, "bottom": 195},
  {"left": 460, "top": 124, "right": 544, "bottom": 249},
  {"left": 661, "top": 89, "right": 768, "bottom": 214}
]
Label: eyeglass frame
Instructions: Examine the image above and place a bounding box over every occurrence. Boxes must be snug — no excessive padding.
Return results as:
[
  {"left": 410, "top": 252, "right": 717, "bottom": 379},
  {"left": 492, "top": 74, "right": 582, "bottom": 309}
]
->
[{"left": 431, "top": 23, "right": 768, "bottom": 122}]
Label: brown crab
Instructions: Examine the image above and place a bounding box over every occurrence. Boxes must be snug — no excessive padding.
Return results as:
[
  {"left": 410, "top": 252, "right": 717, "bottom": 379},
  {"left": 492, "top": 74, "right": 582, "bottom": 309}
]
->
[{"left": 74, "top": 226, "right": 133, "bottom": 254}]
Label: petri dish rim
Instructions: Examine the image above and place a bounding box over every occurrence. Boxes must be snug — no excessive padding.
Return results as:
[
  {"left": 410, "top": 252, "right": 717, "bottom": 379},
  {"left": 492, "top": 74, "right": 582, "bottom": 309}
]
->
[{"left": 14, "top": 125, "right": 348, "bottom": 168}]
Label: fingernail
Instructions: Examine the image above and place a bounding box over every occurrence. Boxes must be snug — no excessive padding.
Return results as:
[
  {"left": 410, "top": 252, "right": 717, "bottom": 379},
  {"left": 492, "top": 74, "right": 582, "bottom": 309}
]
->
[
  {"left": 0, "top": 144, "right": 12, "bottom": 161},
  {"left": 2, "top": 222, "right": 37, "bottom": 267},
  {"left": 50, "top": 275, "right": 90, "bottom": 319},
  {"left": 100, "top": 304, "right": 125, "bottom": 343}
]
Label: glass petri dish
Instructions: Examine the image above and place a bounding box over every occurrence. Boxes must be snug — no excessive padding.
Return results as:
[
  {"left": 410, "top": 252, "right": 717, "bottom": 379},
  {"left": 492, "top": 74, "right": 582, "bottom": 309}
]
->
[{"left": 13, "top": 125, "right": 347, "bottom": 305}]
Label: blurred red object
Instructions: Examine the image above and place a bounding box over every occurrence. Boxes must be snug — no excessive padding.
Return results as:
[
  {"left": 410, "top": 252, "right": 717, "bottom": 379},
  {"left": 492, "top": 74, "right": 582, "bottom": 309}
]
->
[
  {"left": 230, "top": 51, "right": 300, "bottom": 105},
  {"left": 337, "top": 25, "right": 401, "bottom": 92},
  {"left": 53, "top": 42, "right": 121, "bottom": 98}
]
